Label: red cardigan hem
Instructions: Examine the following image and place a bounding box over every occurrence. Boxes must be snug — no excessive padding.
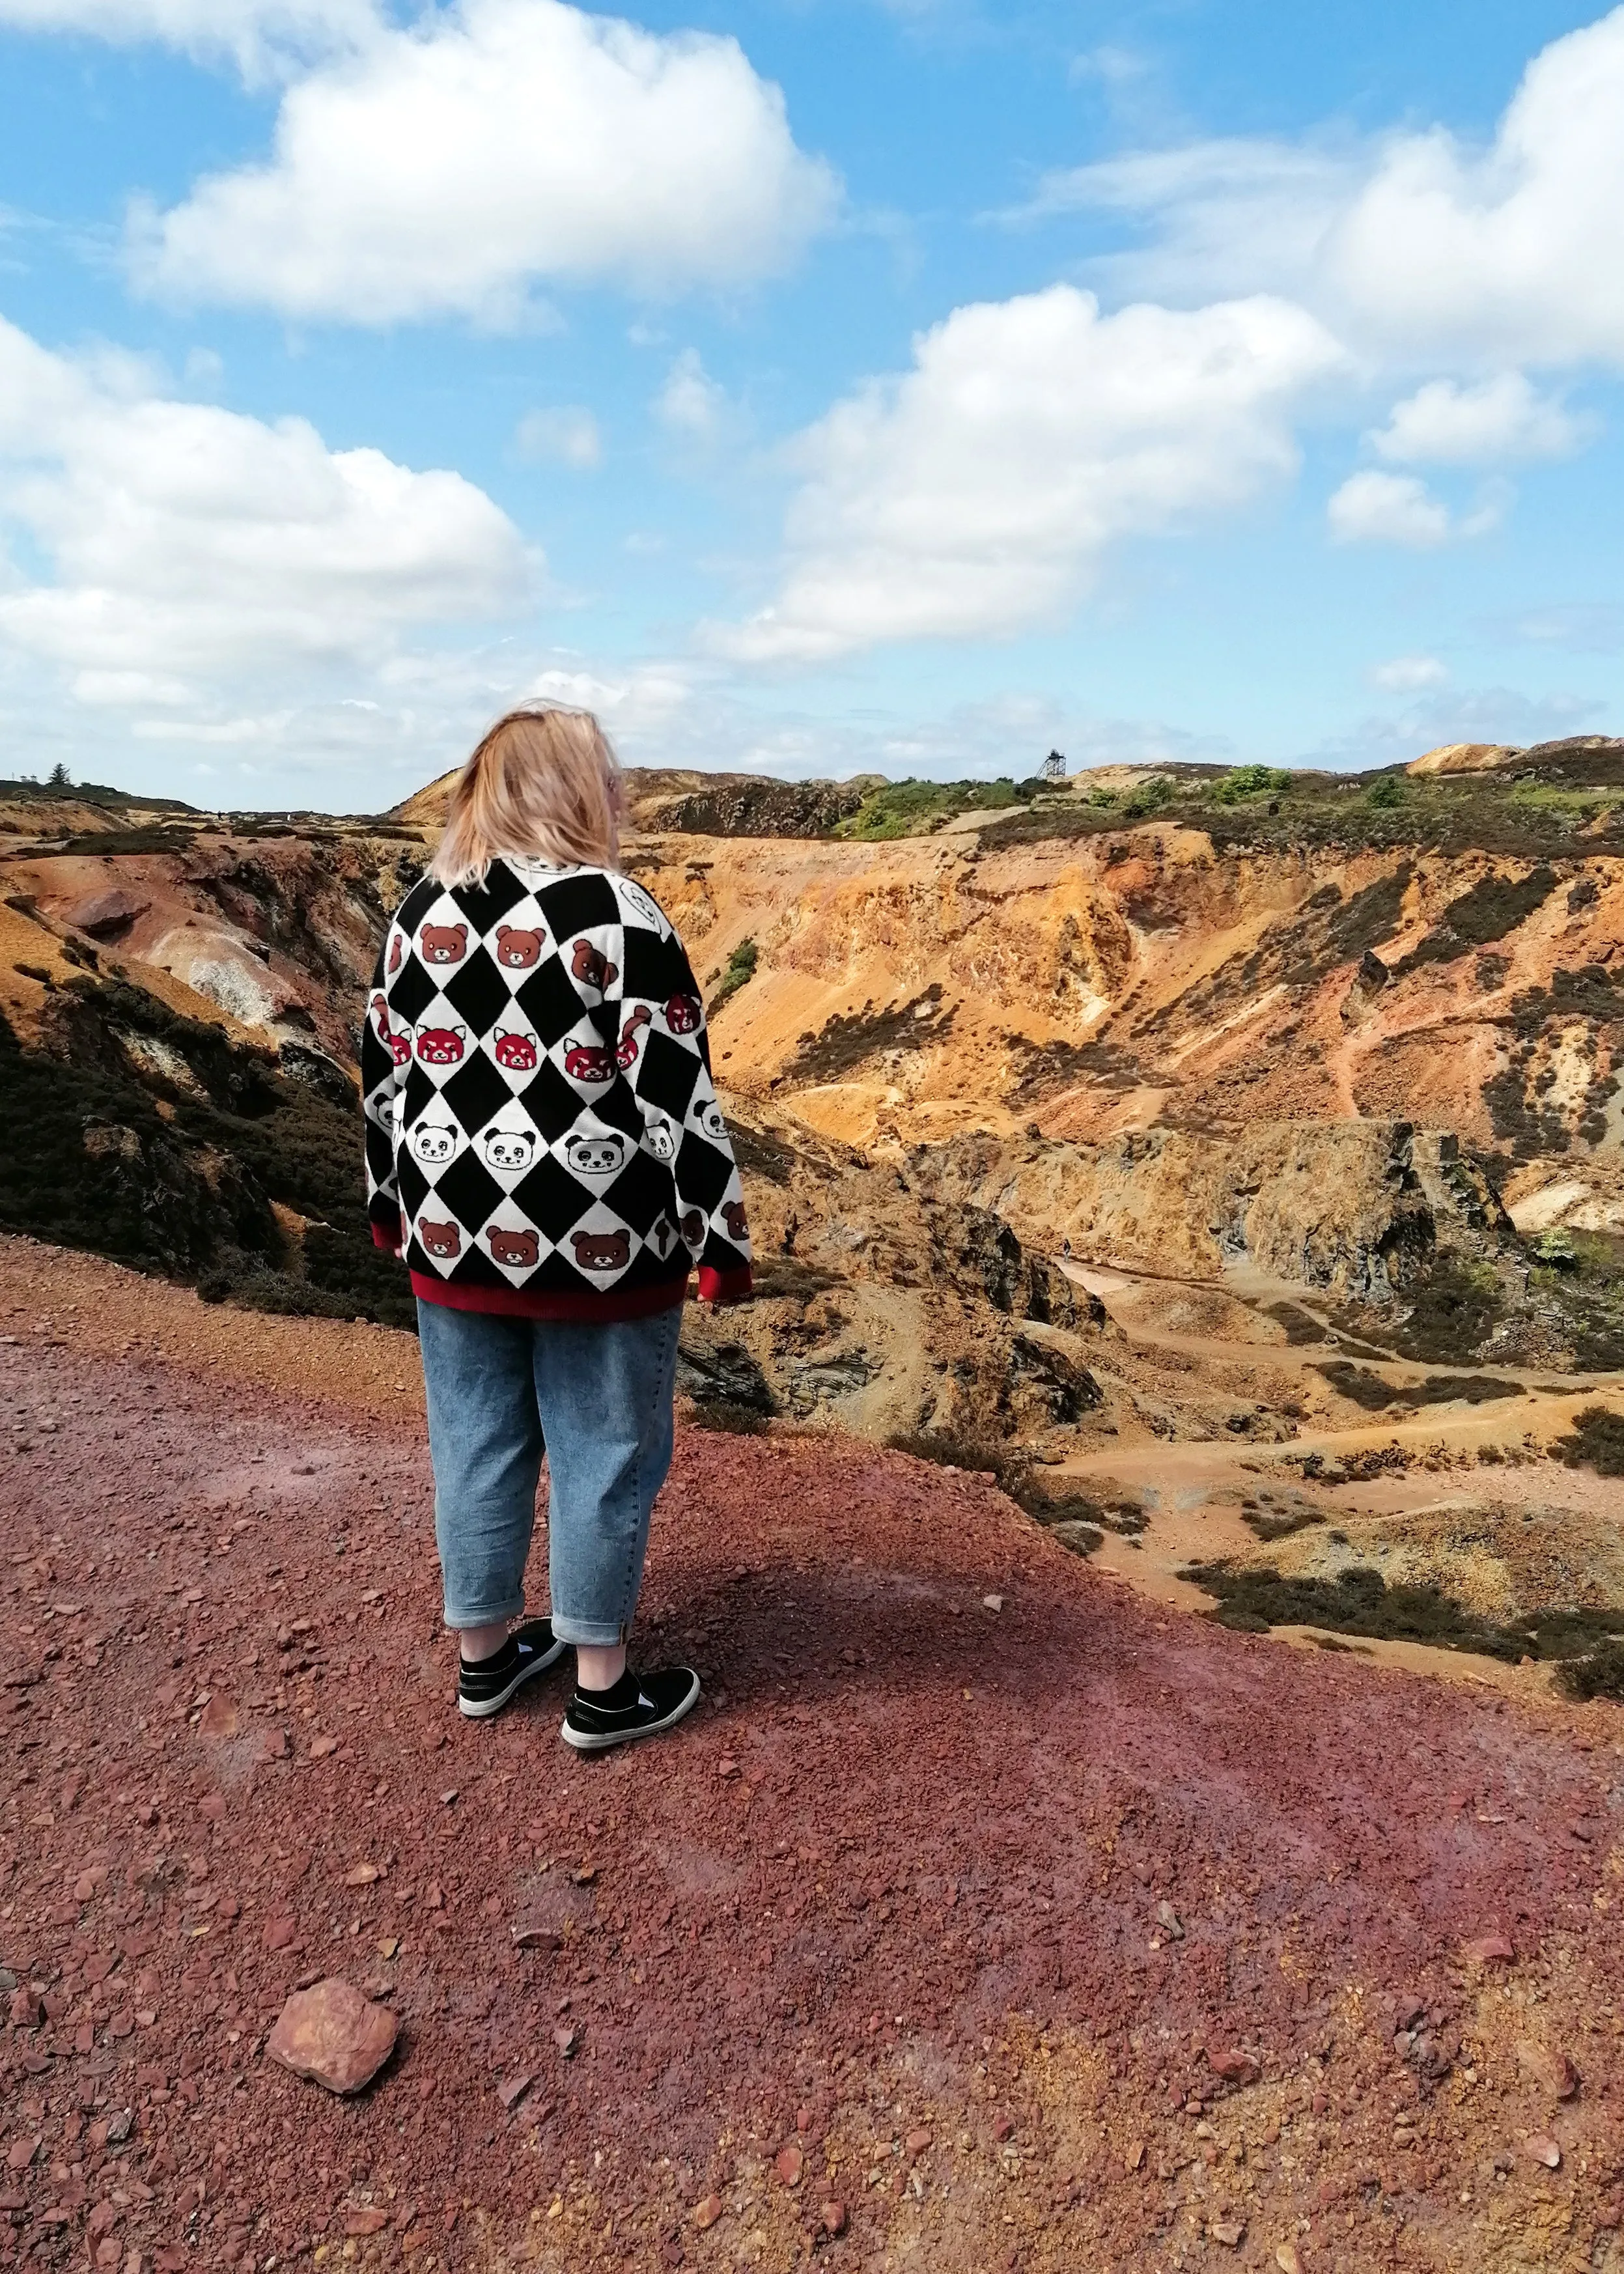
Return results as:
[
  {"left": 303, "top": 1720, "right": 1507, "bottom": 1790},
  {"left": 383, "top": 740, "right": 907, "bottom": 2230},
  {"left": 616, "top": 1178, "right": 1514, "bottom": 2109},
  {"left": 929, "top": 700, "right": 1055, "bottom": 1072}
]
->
[{"left": 410, "top": 1271, "right": 692, "bottom": 1323}]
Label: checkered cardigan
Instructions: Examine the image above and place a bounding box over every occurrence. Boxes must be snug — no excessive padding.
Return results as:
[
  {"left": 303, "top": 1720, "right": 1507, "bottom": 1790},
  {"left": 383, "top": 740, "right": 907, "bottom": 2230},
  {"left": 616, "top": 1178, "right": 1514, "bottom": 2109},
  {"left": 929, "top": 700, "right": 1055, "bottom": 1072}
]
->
[{"left": 361, "top": 856, "right": 752, "bottom": 1319}]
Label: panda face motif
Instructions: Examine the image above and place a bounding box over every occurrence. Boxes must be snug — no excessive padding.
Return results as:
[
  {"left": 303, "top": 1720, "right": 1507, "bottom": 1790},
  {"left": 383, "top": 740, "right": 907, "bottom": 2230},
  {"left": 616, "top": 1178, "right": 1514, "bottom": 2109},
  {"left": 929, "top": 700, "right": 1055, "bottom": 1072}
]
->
[
  {"left": 618, "top": 882, "right": 662, "bottom": 929},
  {"left": 695, "top": 1099, "right": 727, "bottom": 1142},
  {"left": 565, "top": 1133, "right": 626, "bottom": 1180},
  {"left": 645, "top": 1118, "right": 679, "bottom": 1163},
  {"left": 410, "top": 1123, "right": 457, "bottom": 1168},
  {"left": 479, "top": 1129, "right": 537, "bottom": 1177}
]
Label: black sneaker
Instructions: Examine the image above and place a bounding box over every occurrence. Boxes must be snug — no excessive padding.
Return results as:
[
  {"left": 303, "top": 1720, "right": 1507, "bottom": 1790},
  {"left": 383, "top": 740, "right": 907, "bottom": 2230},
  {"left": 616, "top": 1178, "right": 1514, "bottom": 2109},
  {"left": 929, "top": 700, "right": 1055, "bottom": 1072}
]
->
[
  {"left": 561, "top": 1664, "right": 701, "bottom": 1752},
  {"left": 457, "top": 1620, "right": 567, "bottom": 1719}
]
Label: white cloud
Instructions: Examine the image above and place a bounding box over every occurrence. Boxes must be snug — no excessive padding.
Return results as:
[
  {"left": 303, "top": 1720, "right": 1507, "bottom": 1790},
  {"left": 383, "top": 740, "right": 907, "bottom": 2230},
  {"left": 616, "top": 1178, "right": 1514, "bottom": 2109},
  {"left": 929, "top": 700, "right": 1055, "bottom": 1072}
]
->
[
  {"left": 1327, "top": 471, "right": 1451, "bottom": 548},
  {"left": 128, "top": 0, "right": 839, "bottom": 323},
  {"left": 1369, "top": 654, "right": 1448, "bottom": 692},
  {"left": 0, "top": 0, "right": 375, "bottom": 76},
  {"left": 1332, "top": 10, "right": 1624, "bottom": 365},
  {"left": 1371, "top": 373, "right": 1592, "bottom": 464},
  {"left": 712, "top": 285, "right": 1343, "bottom": 662},
  {"left": 1028, "top": 11, "right": 1624, "bottom": 372},
  {"left": 1309, "top": 685, "right": 1600, "bottom": 772},
  {"left": 654, "top": 348, "right": 732, "bottom": 445},
  {"left": 1328, "top": 469, "right": 1508, "bottom": 547},
  {"left": 515, "top": 405, "right": 602, "bottom": 468},
  {"left": 0, "top": 313, "right": 529, "bottom": 705}
]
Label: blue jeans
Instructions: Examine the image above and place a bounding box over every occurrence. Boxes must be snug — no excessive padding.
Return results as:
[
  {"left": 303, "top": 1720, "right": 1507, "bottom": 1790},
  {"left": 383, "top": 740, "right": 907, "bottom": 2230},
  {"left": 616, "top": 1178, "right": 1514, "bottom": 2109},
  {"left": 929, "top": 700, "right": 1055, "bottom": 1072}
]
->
[{"left": 416, "top": 1300, "right": 682, "bottom": 1647}]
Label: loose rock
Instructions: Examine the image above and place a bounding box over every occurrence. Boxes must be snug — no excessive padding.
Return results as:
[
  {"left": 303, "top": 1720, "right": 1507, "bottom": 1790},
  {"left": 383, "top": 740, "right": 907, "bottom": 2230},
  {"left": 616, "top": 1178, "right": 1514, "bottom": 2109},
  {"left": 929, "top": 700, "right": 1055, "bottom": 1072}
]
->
[
  {"left": 1516, "top": 2040, "right": 1580, "bottom": 2100},
  {"left": 266, "top": 1978, "right": 398, "bottom": 2094}
]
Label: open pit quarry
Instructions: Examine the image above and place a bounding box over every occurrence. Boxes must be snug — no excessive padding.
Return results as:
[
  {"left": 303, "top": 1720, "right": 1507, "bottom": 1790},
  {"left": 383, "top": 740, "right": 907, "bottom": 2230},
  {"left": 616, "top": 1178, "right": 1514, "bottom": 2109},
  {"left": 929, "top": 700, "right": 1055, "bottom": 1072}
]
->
[{"left": 1, "top": 745, "right": 1623, "bottom": 2272}]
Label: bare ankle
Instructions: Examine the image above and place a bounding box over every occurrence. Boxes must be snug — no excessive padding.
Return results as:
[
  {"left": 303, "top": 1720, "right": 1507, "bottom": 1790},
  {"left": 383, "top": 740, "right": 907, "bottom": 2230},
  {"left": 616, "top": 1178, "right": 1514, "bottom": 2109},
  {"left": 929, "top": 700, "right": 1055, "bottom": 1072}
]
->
[{"left": 576, "top": 1642, "right": 626, "bottom": 1692}]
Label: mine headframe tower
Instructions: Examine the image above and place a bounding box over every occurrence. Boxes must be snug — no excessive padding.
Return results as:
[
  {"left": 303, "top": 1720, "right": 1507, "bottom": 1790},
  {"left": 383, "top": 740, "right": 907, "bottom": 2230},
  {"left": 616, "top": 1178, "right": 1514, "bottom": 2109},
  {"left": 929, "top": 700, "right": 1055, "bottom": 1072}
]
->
[{"left": 1042, "top": 750, "right": 1067, "bottom": 782}]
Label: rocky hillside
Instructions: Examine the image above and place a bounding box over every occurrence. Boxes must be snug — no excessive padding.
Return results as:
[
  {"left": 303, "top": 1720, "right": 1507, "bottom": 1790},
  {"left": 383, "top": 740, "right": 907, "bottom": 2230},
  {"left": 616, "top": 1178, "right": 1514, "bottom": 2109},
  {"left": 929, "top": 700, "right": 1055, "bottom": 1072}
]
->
[{"left": 1, "top": 746, "right": 1620, "bottom": 1433}]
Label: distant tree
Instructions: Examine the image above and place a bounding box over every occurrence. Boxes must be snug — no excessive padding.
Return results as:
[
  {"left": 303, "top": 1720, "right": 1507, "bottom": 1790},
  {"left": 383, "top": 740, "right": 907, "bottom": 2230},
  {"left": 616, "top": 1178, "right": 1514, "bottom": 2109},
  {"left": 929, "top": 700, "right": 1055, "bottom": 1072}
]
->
[{"left": 47, "top": 761, "right": 72, "bottom": 787}]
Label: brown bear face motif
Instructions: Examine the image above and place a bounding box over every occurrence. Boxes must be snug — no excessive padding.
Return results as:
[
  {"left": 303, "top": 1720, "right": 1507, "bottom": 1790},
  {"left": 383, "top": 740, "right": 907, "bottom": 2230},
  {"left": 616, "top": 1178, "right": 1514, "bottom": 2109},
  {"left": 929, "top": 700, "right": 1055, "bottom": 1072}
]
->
[
  {"left": 419, "top": 1218, "right": 460, "bottom": 1259},
  {"left": 387, "top": 933, "right": 403, "bottom": 974},
  {"left": 564, "top": 1042, "right": 615, "bottom": 1083},
  {"left": 493, "top": 1030, "right": 538, "bottom": 1072},
  {"left": 664, "top": 992, "right": 701, "bottom": 1035},
  {"left": 571, "top": 939, "right": 619, "bottom": 991},
  {"left": 680, "top": 1208, "right": 704, "bottom": 1249},
  {"left": 415, "top": 1024, "right": 466, "bottom": 1066},
  {"left": 570, "top": 1228, "right": 632, "bottom": 1273},
  {"left": 494, "top": 925, "right": 544, "bottom": 969},
  {"left": 488, "top": 1226, "right": 540, "bottom": 1269},
  {"left": 420, "top": 922, "right": 468, "bottom": 965},
  {"left": 370, "top": 990, "right": 390, "bottom": 1027},
  {"left": 721, "top": 1200, "right": 749, "bottom": 1244}
]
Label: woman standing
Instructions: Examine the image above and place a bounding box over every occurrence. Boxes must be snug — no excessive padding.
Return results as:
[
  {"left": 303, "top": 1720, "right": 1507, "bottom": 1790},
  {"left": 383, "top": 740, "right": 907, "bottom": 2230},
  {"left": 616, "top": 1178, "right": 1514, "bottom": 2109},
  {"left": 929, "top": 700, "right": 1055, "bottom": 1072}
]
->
[{"left": 361, "top": 706, "right": 751, "bottom": 1750}]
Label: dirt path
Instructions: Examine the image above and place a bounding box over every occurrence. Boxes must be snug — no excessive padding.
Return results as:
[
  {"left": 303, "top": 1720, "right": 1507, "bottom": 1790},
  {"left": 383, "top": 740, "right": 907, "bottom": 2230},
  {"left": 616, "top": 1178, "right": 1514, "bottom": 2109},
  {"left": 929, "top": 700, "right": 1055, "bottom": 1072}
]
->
[{"left": 2, "top": 1237, "right": 1622, "bottom": 2274}]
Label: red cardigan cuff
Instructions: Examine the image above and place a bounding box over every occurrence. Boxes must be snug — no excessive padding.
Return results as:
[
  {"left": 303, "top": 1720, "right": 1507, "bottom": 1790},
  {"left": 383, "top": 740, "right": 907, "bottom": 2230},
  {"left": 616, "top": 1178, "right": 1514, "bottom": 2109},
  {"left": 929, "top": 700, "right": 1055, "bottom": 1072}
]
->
[
  {"left": 697, "top": 1263, "right": 753, "bottom": 1306},
  {"left": 371, "top": 1214, "right": 402, "bottom": 1252}
]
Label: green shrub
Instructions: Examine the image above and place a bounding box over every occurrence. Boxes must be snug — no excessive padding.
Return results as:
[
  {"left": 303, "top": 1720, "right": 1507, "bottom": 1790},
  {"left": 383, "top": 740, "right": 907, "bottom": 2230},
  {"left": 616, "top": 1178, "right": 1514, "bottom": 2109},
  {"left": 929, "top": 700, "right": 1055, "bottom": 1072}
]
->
[
  {"left": 708, "top": 936, "right": 759, "bottom": 1013},
  {"left": 1211, "top": 765, "right": 1293, "bottom": 806}
]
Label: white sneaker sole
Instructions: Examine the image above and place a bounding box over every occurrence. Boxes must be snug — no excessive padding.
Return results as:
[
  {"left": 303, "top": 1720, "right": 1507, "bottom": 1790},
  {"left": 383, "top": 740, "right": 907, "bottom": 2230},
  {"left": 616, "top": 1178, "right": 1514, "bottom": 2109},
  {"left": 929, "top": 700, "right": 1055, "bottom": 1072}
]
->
[
  {"left": 457, "top": 1636, "right": 567, "bottom": 1719},
  {"left": 561, "top": 1670, "right": 701, "bottom": 1752}
]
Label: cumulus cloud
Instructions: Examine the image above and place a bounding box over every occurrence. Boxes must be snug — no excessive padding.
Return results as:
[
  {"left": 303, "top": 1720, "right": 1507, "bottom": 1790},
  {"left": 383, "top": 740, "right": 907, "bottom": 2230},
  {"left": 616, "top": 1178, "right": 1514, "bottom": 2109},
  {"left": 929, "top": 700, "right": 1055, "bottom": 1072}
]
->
[
  {"left": 128, "top": 0, "right": 839, "bottom": 323},
  {"left": 1327, "top": 472, "right": 1451, "bottom": 548},
  {"left": 0, "top": 313, "right": 529, "bottom": 705},
  {"left": 1027, "top": 10, "right": 1624, "bottom": 372},
  {"left": 711, "top": 285, "right": 1343, "bottom": 662},
  {"left": 1328, "top": 469, "right": 1507, "bottom": 548},
  {"left": 0, "top": 0, "right": 374, "bottom": 75},
  {"left": 654, "top": 349, "right": 727, "bottom": 441},
  {"left": 515, "top": 405, "right": 602, "bottom": 468},
  {"left": 1371, "top": 373, "right": 1592, "bottom": 464}
]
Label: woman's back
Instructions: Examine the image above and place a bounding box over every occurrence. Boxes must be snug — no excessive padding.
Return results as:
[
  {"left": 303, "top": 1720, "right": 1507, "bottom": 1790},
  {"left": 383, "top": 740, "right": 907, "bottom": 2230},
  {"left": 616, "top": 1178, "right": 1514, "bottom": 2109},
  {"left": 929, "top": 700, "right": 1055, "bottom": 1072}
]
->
[{"left": 362, "top": 853, "right": 751, "bottom": 1317}]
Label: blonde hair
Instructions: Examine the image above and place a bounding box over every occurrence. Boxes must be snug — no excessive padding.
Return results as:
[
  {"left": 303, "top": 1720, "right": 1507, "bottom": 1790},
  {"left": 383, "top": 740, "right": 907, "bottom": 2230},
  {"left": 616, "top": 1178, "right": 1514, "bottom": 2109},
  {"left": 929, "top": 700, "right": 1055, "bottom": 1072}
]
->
[{"left": 431, "top": 705, "right": 623, "bottom": 886}]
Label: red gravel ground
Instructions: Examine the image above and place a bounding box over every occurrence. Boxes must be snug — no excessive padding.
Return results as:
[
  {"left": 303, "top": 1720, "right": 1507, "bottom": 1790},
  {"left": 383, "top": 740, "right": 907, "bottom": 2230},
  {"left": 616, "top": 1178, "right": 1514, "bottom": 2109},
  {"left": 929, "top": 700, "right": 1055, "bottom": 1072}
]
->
[{"left": 2, "top": 1235, "right": 1623, "bottom": 2274}]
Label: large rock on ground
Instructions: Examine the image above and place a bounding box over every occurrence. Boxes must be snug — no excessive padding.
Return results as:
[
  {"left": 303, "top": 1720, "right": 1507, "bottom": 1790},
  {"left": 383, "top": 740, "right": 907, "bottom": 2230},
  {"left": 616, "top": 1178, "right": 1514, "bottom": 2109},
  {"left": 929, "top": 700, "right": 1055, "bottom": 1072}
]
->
[{"left": 267, "top": 1978, "right": 397, "bottom": 2094}]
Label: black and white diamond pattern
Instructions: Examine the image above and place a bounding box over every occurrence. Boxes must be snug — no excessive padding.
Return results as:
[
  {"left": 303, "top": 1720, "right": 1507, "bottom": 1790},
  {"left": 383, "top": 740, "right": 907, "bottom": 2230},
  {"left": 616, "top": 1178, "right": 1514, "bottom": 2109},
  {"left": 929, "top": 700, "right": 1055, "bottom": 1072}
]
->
[{"left": 363, "top": 860, "right": 751, "bottom": 1304}]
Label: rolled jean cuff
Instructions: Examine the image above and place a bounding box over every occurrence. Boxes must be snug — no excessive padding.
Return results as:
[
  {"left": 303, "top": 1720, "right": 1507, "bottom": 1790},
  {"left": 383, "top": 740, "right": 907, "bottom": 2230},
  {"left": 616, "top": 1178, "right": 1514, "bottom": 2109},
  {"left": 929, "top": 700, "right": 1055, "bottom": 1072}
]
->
[
  {"left": 548, "top": 1612, "right": 628, "bottom": 1648},
  {"left": 441, "top": 1586, "right": 526, "bottom": 1631}
]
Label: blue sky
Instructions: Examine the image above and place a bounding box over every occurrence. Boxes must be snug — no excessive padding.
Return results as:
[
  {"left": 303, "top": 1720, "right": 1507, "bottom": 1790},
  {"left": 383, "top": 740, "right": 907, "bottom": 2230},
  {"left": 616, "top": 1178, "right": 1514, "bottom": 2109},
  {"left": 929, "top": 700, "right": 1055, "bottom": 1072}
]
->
[{"left": 0, "top": 0, "right": 1620, "bottom": 809}]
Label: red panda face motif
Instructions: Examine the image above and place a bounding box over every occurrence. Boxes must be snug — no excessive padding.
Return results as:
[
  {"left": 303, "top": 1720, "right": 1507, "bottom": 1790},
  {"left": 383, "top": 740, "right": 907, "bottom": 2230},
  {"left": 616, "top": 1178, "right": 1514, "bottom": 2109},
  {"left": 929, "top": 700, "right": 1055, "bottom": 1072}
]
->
[
  {"left": 680, "top": 1208, "right": 704, "bottom": 1249},
  {"left": 415, "top": 1024, "right": 467, "bottom": 1066},
  {"left": 488, "top": 1226, "right": 540, "bottom": 1269},
  {"left": 664, "top": 992, "right": 701, "bottom": 1035},
  {"left": 617, "top": 1005, "right": 651, "bottom": 1069},
  {"left": 494, "top": 925, "right": 544, "bottom": 969},
  {"left": 721, "top": 1200, "right": 749, "bottom": 1244},
  {"left": 388, "top": 933, "right": 403, "bottom": 974},
  {"left": 420, "top": 922, "right": 468, "bottom": 965},
  {"left": 386, "top": 1030, "right": 412, "bottom": 1068},
  {"left": 571, "top": 939, "right": 619, "bottom": 991},
  {"left": 419, "top": 1218, "right": 460, "bottom": 1259},
  {"left": 564, "top": 1042, "right": 615, "bottom": 1083},
  {"left": 570, "top": 1228, "right": 632, "bottom": 1272},
  {"left": 493, "top": 1030, "right": 538, "bottom": 1073},
  {"left": 415, "top": 1025, "right": 466, "bottom": 1066}
]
